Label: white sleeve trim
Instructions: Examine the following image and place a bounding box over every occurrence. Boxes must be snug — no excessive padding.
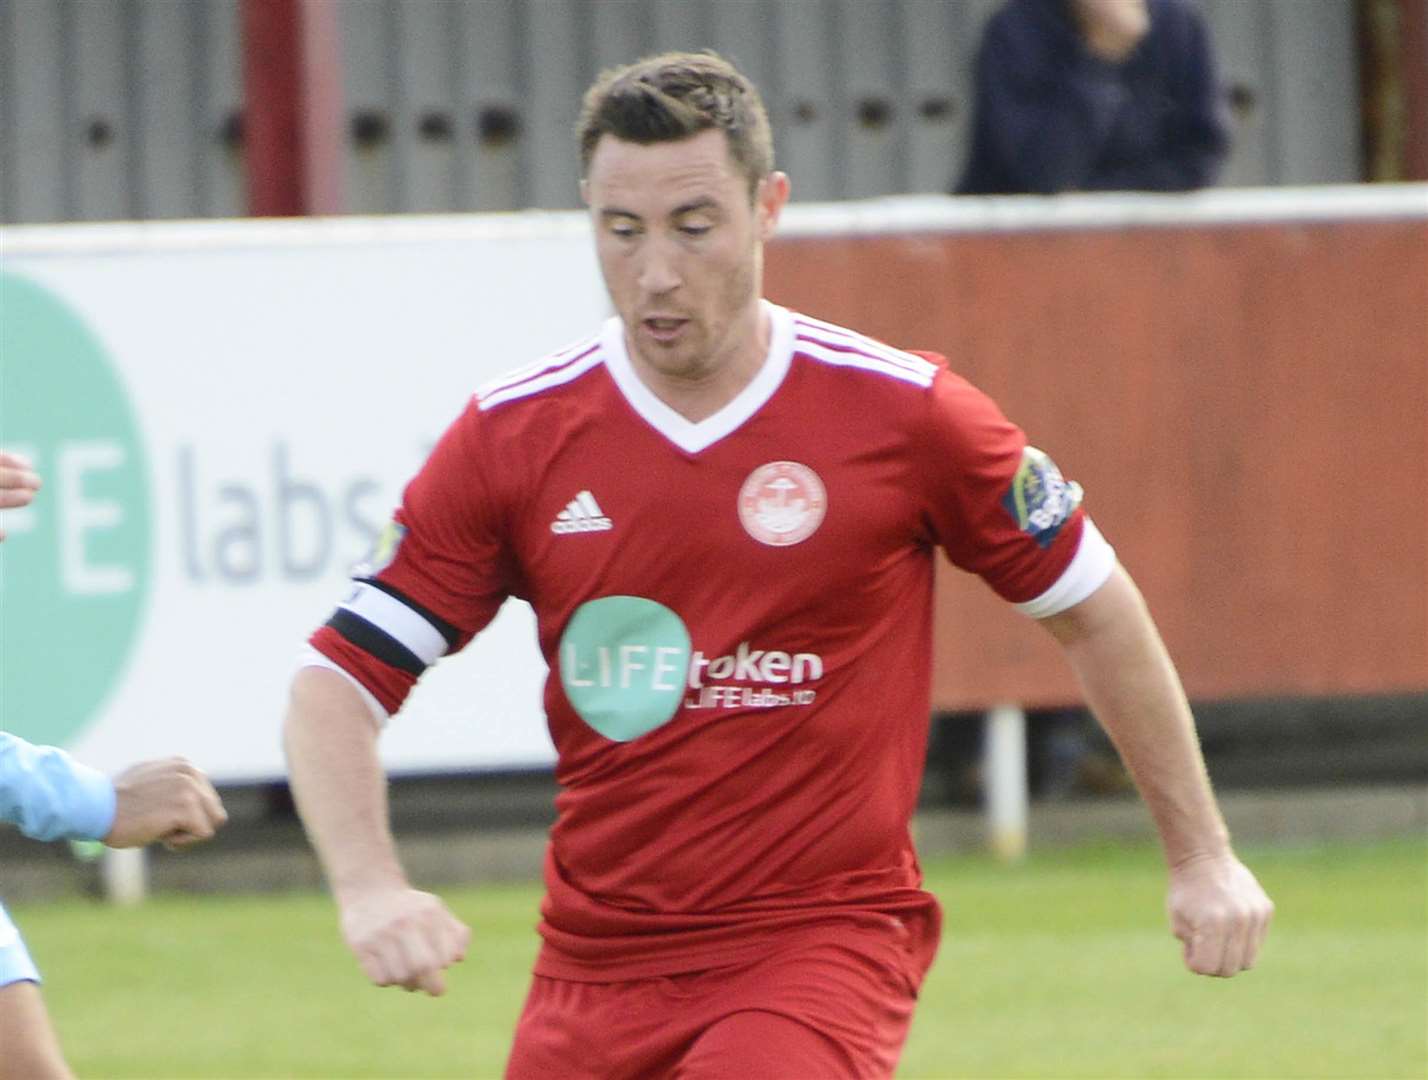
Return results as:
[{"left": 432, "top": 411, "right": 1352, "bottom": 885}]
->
[
  {"left": 1013, "top": 518, "right": 1117, "bottom": 619},
  {"left": 296, "top": 647, "right": 390, "bottom": 727}
]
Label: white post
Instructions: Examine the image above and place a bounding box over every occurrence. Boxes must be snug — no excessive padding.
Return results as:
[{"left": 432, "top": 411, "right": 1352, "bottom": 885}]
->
[
  {"left": 100, "top": 846, "right": 148, "bottom": 905},
  {"left": 984, "top": 703, "right": 1029, "bottom": 861}
]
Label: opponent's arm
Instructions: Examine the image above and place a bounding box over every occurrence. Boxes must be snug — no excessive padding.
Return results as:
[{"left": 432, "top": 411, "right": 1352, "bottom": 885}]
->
[
  {"left": 3, "top": 454, "right": 226, "bottom": 849},
  {"left": 1038, "top": 563, "right": 1274, "bottom": 977},
  {"left": 0, "top": 733, "right": 225, "bottom": 849},
  {"left": 283, "top": 666, "right": 470, "bottom": 996},
  {"left": 0, "top": 734, "right": 118, "bottom": 842},
  {"left": 0, "top": 980, "right": 70, "bottom": 1080}
]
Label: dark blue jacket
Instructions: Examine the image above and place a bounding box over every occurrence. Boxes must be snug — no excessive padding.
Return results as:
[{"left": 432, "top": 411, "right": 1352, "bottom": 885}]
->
[{"left": 957, "top": 0, "right": 1230, "bottom": 194}]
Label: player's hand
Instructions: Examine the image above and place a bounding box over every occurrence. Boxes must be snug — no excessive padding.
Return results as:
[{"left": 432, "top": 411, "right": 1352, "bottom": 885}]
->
[
  {"left": 1167, "top": 850, "right": 1274, "bottom": 977},
  {"left": 106, "top": 757, "right": 228, "bottom": 849},
  {"left": 0, "top": 451, "right": 41, "bottom": 540},
  {"left": 338, "top": 886, "right": 471, "bottom": 996},
  {"left": 1073, "top": 0, "right": 1151, "bottom": 61}
]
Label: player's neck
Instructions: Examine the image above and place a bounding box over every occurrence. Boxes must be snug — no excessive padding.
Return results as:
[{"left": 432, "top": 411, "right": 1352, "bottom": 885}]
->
[{"left": 627, "top": 305, "right": 771, "bottom": 424}]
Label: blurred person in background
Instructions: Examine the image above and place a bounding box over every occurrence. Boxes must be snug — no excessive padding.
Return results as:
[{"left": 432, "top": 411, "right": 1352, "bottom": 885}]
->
[
  {"left": 957, "top": 0, "right": 1230, "bottom": 194},
  {"left": 0, "top": 451, "right": 228, "bottom": 1080},
  {"left": 284, "top": 51, "right": 1271, "bottom": 1078}
]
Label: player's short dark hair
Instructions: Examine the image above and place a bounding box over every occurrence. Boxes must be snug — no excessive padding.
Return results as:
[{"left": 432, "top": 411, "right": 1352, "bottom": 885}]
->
[{"left": 577, "top": 51, "right": 774, "bottom": 198}]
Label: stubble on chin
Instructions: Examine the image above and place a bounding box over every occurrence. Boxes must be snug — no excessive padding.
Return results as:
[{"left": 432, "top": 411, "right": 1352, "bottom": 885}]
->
[{"left": 633, "top": 332, "right": 710, "bottom": 384}]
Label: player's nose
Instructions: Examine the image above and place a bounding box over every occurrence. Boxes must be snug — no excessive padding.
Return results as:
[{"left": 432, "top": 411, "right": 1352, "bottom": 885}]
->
[{"left": 636, "top": 239, "right": 682, "bottom": 295}]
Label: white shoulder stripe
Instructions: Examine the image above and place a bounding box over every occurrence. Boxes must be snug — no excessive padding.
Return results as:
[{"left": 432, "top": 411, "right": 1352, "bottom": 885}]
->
[
  {"left": 796, "top": 339, "right": 936, "bottom": 387},
  {"left": 476, "top": 333, "right": 601, "bottom": 401},
  {"left": 793, "top": 315, "right": 938, "bottom": 379},
  {"left": 797, "top": 327, "right": 934, "bottom": 380},
  {"left": 798, "top": 330, "right": 936, "bottom": 379},
  {"left": 478, "top": 344, "right": 605, "bottom": 410},
  {"left": 338, "top": 582, "right": 449, "bottom": 666}
]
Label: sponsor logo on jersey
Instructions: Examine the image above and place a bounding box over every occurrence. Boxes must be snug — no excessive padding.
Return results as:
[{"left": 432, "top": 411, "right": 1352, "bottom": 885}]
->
[
  {"left": 560, "top": 596, "right": 690, "bottom": 741},
  {"left": 558, "top": 596, "right": 822, "bottom": 741},
  {"left": 1002, "top": 446, "right": 1082, "bottom": 548},
  {"left": 738, "top": 461, "right": 826, "bottom": 547},
  {"left": 551, "top": 490, "right": 614, "bottom": 534},
  {"left": 683, "top": 641, "right": 821, "bottom": 711}
]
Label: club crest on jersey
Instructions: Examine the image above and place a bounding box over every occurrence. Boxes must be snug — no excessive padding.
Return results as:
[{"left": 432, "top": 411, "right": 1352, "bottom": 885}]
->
[
  {"left": 738, "top": 461, "right": 826, "bottom": 547},
  {"left": 1002, "top": 447, "right": 1082, "bottom": 549},
  {"left": 355, "top": 520, "right": 406, "bottom": 577}
]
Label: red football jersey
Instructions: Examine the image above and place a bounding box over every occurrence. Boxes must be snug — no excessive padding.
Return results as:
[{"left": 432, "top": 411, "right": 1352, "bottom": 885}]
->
[{"left": 310, "top": 303, "right": 1115, "bottom": 983}]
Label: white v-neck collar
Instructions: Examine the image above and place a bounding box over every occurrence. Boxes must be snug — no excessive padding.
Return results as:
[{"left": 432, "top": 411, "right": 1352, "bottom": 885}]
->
[{"left": 600, "top": 301, "right": 795, "bottom": 454}]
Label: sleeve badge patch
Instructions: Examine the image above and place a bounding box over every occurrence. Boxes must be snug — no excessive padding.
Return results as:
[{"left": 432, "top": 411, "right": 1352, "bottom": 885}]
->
[
  {"left": 355, "top": 520, "right": 407, "bottom": 577},
  {"left": 1001, "top": 447, "right": 1083, "bottom": 549}
]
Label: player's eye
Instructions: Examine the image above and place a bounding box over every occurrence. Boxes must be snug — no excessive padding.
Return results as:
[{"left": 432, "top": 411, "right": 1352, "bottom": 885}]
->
[{"left": 679, "top": 224, "right": 712, "bottom": 238}]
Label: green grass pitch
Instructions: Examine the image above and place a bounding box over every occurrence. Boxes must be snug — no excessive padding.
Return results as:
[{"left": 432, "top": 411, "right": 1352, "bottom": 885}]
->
[{"left": 13, "top": 837, "right": 1426, "bottom": 1078}]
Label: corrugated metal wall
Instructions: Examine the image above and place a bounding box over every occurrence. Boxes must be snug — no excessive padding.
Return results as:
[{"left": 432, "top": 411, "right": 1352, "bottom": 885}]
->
[
  {"left": 0, "top": 0, "right": 245, "bottom": 224},
  {"left": 1207, "top": 0, "right": 1364, "bottom": 187},
  {"left": 335, "top": 0, "right": 1000, "bottom": 213},
  {"left": 0, "top": 0, "right": 1364, "bottom": 224}
]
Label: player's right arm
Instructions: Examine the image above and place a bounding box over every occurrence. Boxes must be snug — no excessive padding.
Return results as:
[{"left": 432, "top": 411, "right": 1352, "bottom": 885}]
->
[
  {"left": 283, "top": 668, "right": 470, "bottom": 996},
  {"left": 285, "top": 401, "right": 506, "bottom": 997}
]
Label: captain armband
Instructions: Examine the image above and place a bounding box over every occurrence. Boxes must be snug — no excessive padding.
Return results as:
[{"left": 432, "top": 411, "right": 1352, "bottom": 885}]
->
[{"left": 326, "top": 580, "right": 460, "bottom": 675}]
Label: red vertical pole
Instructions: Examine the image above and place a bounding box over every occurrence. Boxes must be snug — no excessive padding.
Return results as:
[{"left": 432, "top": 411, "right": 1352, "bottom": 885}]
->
[
  {"left": 242, "top": 0, "right": 304, "bottom": 216},
  {"left": 241, "top": 0, "right": 345, "bottom": 216}
]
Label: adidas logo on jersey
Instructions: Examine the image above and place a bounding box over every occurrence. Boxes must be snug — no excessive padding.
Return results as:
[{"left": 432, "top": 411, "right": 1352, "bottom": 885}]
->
[{"left": 551, "top": 491, "right": 614, "bottom": 534}]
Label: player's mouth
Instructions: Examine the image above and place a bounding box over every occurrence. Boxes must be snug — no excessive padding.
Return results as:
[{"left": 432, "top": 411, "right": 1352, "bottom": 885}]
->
[{"left": 641, "top": 316, "right": 689, "bottom": 345}]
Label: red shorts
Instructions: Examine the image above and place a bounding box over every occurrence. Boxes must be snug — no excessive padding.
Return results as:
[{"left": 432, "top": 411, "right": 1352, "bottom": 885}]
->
[{"left": 505, "top": 935, "right": 923, "bottom": 1079}]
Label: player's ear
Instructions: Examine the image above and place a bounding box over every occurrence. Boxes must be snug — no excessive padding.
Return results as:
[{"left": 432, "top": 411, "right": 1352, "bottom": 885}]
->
[{"left": 755, "top": 172, "right": 790, "bottom": 240}]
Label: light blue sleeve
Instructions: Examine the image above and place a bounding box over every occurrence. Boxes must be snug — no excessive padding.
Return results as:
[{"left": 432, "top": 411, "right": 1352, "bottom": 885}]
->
[
  {"left": 0, "top": 732, "right": 117, "bottom": 843},
  {"left": 0, "top": 900, "right": 41, "bottom": 986}
]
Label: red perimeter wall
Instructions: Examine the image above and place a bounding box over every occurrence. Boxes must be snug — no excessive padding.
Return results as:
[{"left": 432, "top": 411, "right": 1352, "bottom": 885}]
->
[{"left": 765, "top": 217, "right": 1428, "bottom": 709}]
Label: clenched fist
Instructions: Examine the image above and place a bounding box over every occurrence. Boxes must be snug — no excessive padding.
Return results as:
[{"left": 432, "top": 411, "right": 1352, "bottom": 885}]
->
[
  {"left": 339, "top": 886, "right": 472, "bottom": 996},
  {"left": 107, "top": 757, "right": 228, "bottom": 849},
  {"left": 0, "top": 451, "right": 42, "bottom": 541},
  {"left": 1168, "top": 851, "right": 1274, "bottom": 977}
]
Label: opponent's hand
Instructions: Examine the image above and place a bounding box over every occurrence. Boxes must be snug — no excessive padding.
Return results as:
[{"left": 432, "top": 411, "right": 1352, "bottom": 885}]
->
[
  {"left": 106, "top": 757, "right": 228, "bottom": 849},
  {"left": 1167, "top": 851, "right": 1274, "bottom": 977},
  {"left": 338, "top": 886, "right": 471, "bottom": 996},
  {"left": 0, "top": 451, "right": 41, "bottom": 540}
]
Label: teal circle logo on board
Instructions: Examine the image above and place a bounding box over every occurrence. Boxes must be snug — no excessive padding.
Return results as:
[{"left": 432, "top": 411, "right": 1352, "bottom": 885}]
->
[
  {"left": 0, "top": 270, "right": 152, "bottom": 747},
  {"left": 558, "top": 595, "right": 690, "bottom": 742}
]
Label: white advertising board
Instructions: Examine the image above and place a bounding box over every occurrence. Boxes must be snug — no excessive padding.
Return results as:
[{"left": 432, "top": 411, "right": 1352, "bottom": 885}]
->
[
  {"left": 1, "top": 212, "right": 607, "bottom": 781},
  {"left": 7, "top": 186, "right": 1420, "bottom": 784}
]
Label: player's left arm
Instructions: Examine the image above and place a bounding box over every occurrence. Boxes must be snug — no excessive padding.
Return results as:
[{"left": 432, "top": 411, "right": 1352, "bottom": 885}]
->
[{"left": 1037, "top": 563, "right": 1274, "bottom": 977}]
